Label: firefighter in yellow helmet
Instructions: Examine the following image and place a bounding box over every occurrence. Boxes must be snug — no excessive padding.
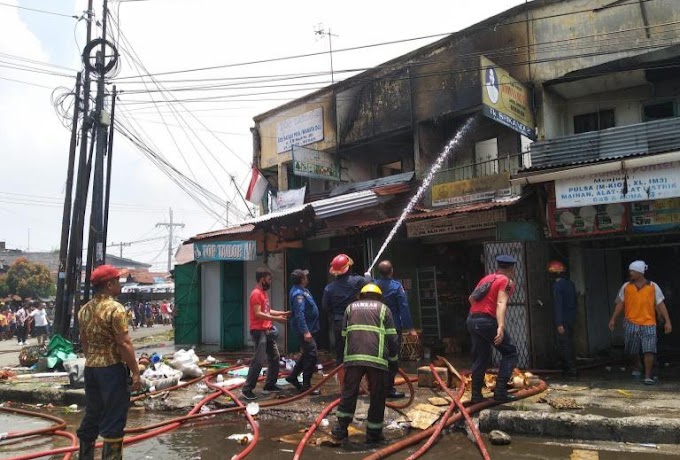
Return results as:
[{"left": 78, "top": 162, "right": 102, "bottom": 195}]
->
[{"left": 331, "top": 283, "right": 399, "bottom": 444}]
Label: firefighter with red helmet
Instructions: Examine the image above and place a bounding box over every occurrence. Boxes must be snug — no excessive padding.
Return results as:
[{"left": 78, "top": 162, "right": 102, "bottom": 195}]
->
[
  {"left": 322, "top": 254, "right": 371, "bottom": 386},
  {"left": 549, "top": 260, "right": 578, "bottom": 376}
]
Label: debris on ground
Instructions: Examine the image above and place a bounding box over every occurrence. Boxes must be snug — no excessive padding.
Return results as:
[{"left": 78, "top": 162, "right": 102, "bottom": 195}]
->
[
  {"left": 406, "top": 403, "right": 447, "bottom": 430},
  {"left": 427, "top": 396, "right": 452, "bottom": 406},
  {"left": 547, "top": 397, "right": 584, "bottom": 410},
  {"left": 489, "top": 429, "right": 512, "bottom": 445}
]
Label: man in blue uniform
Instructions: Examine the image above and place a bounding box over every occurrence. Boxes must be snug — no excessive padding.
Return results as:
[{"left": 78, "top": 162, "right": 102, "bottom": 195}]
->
[
  {"left": 286, "top": 269, "right": 321, "bottom": 394},
  {"left": 548, "top": 261, "right": 578, "bottom": 376},
  {"left": 375, "top": 260, "right": 417, "bottom": 399},
  {"left": 322, "top": 254, "right": 371, "bottom": 387}
]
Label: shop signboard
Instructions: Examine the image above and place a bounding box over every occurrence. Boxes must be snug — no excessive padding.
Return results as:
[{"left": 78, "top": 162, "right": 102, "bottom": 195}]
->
[
  {"left": 555, "top": 161, "right": 680, "bottom": 208},
  {"left": 547, "top": 184, "right": 627, "bottom": 237},
  {"left": 276, "top": 107, "right": 324, "bottom": 153},
  {"left": 631, "top": 198, "right": 680, "bottom": 233},
  {"left": 406, "top": 209, "right": 506, "bottom": 238},
  {"left": 193, "top": 241, "right": 257, "bottom": 263},
  {"left": 432, "top": 172, "right": 511, "bottom": 207},
  {"left": 272, "top": 186, "right": 306, "bottom": 212},
  {"left": 292, "top": 145, "right": 340, "bottom": 181},
  {"left": 480, "top": 56, "right": 536, "bottom": 140}
]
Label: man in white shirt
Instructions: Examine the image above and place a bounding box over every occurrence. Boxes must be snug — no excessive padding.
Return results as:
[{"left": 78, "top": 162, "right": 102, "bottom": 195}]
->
[
  {"left": 30, "top": 303, "right": 49, "bottom": 346},
  {"left": 15, "top": 305, "right": 27, "bottom": 346}
]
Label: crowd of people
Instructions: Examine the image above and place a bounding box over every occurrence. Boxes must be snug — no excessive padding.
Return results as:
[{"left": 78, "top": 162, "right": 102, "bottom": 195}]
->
[
  {"left": 0, "top": 301, "right": 52, "bottom": 346},
  {"left": 124, "top": 300, "right": 174, "bottom": 330}
]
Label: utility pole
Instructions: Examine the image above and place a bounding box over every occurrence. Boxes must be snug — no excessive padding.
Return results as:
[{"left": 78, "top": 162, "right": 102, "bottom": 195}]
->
[
  {"left": 110, "top": 241, "right": 132, "bottom": 258},
  {"left": 156, "top": 208, "right": 184, "bottom": 273}
]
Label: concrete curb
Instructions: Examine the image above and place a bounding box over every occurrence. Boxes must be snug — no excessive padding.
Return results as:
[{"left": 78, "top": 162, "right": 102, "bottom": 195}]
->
[
  {"left": 479, "top": 409, "right": 680, "bottom": 444},
  {"left": 0, "top": 385, "right": 86, "bottom": 406}
]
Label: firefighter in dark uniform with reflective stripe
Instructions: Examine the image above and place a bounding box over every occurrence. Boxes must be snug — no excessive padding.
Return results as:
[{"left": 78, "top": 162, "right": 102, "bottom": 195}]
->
[{"left": 331, "top": 283, "right": 399, "bottom": 444}]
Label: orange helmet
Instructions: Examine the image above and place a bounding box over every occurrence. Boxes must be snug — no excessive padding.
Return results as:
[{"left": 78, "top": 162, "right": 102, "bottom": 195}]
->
[
  {"left": 547, "top": 260, "right": 566, "bottom": 274},
  {"left": 329, "top": 254, "right": 353, "bottom": 275}
]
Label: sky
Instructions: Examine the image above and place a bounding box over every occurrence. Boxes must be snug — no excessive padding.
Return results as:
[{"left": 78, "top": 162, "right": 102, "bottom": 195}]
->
[{"left": 0, "top": 0, "right": 525, "bottom": 271}]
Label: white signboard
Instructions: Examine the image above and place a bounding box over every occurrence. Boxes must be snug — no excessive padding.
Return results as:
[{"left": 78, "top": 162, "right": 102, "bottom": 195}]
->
[
  {"left": 555, "top": 161, "right": 680, "bottom": 208},
  {"left": 276, "top": 108, "right": 324, "bottom": 154},
  {"left": 292, "top": 145, "right": 340, "bottom": 181},
  {"left": 272, "top": 186, "right": 306, "bottom": 212},
  {"left": 406, "top": 209, "right": 506, "bottom": 238}
]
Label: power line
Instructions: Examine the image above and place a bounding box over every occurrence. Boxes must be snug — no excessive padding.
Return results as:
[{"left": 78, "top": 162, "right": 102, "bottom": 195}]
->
[
  {"left": 109, "top": 0, "right": 657, "bottom": 81},
  {"left": 0, "top": 75, "right": 56, "bottom": 89},
  {"left": 0, "top": 1, "right": 79, "bottom": 19}
]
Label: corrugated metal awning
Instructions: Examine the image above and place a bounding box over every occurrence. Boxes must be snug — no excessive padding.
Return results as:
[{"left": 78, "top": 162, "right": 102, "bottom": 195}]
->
[
  {"left": 356, "top": 196, "right": 522, "bottom": 229},
  {"left": 311, "top": 190, "right": 378, "bottom": 219}
]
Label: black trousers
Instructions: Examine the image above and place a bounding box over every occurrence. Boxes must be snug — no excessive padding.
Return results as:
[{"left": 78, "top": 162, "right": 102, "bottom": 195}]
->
[
  {"left": 291, "top": 332, "right": 318, "bottom": 386},
  {"left": 244, "top": 330, "right": 280, "bottom": 391},
  {"left": 336, "top": 366, "right": 388, "bottom": 430},
  {"left": 556, "top": 322, "right": 575, "bottom": 372},
  {"left": 467, "top": 314, "right": 518, "bottom": 399},
  {"left": 388, "top": 332, "right": 402, "bottom": 393},
  {"left": 16, "top": 324, "right": 27, "bottom": 343},
  {"left": 77, "top": 363, "right": 130, "bottom": 442},
  {"left": 333, "top": 319, "right": 344, "bottom": 365}
]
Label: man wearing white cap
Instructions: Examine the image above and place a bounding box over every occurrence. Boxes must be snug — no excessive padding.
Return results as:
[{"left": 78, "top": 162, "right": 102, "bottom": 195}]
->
[{"left": 609, "top": 261, "right": 672, "bottom": 385}]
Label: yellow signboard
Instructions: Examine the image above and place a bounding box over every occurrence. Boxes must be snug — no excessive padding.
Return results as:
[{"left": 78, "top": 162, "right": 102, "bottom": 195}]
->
[
  {"left": 432, "top": 172, "right": 511, "bottom": 207},
  {"left": 480, "top": 56, "right": 535, "bottom": 140}
]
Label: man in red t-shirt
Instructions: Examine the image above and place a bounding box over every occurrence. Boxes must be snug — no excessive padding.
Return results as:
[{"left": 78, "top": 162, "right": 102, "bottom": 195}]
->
[
  {"left": 242, "top": 267, "right": 291, "bottom": 400},
  {"left": 467, "top": 254, "right": 519, "bottom": 404}
]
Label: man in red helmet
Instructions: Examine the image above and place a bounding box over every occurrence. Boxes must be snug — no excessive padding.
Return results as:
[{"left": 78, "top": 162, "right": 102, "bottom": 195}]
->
[
  {"left": 77, "top": 265, "right": 140, "bottom": 460},
  {"left": 322, "top": 254, "right": 371, "bottom": 385},
  {"left": 549, "top": 261, "right": 577, "bottom": 377}
]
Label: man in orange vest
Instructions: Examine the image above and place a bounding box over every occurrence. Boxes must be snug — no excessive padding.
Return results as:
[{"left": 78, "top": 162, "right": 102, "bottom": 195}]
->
[{"left": 609, "top": 260, "right": 672, "bottom": 385}]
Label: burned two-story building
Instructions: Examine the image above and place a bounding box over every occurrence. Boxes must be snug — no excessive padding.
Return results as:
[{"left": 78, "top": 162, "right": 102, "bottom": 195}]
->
[{"left": 177, "top": 0, "right": 680, "bottom": 367}]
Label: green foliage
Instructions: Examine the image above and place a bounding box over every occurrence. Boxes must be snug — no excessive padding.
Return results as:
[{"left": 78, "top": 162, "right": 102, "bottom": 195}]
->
[
  {"left": 0, "top": 275, "right": 8, "bottom": 297},
  {"left": 4, "top": 258, "right": 54, "bottom": 299}
]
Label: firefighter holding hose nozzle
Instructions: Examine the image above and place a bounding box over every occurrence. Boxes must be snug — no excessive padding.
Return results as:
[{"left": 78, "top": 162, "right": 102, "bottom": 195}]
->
[
  {"left": 331, "top": 283, "right": 399, "bottom": 444},
  {"left": 322, "top": 254, "right": 371, "bottom": 388}
]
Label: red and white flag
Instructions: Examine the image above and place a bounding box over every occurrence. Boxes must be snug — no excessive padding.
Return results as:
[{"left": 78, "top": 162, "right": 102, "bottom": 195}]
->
[{"left": 245, "top": 166, "right": 268, "bottom": 204}]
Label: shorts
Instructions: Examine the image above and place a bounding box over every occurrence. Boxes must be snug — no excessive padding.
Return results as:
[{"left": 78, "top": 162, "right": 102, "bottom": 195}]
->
[
  {"left": 623, "top": 319, "right": 657, "bottom": 355},
  {"left": 34, "top": 325, "right": 48, "bottom": 336}
]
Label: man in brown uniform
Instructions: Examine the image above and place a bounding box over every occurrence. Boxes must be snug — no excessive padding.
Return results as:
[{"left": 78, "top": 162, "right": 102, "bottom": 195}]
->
[{"left": 77, "top": 265, "right": 141, "bottom": 460}]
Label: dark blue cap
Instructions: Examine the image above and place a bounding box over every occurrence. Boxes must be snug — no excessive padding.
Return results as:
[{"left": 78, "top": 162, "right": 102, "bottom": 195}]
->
[{"left": 496, "top": 254, "right": 517, "bottom": 265}]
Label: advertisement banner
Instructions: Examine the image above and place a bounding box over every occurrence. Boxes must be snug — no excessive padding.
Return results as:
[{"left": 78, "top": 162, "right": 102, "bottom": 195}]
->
[
  {"left": 555, "top": 161, "right": 680, "bottom": 208},
  {"left": 432, "top": 172, "right": 511, "bottom": 207},
  {"left": 547, "top": 184, "right": 627, "bottom": 238},
  {"left": 272, "top": 186, "right": 306, "bottom": 212},
  {"left": 480, "top": 56, "right": 536, "bottom": 140},
  {"left": 292, "top": 145, "right": 340, "bottom": 181},
  {"left": 631, "top": 198, "right": 680, "bottom": 233},
  {"left": 406, "top": 209, "right": 506, "bottom": 238},
  {"left": 193, "top": 241, "right": 257, "bottom": 263},
  {"left": 276, "top": 107, "right": 324, "bottom": 153}
]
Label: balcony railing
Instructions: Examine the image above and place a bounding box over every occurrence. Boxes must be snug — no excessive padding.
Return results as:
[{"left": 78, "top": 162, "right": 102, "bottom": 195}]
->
[
  {"left": 433, "top": 154, "right": 523, "bottom": 186},
  {"left": 528, "top": 117, "right": 680, "bottom": 169}
]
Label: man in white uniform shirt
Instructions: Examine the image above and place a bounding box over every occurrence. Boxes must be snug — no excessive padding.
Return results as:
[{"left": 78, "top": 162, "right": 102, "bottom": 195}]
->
[{"left": 30, "top": 303, "right": 49, "bottom": 346}]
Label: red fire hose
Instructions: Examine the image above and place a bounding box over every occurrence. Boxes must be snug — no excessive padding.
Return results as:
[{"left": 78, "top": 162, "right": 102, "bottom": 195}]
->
[
  {"left": 0, "top": 406, "right": 67, "bottom": 440},
  {"left": 363, "top": 380, "right": 548, "bottom": 460},
  {"left": 205, "top": 375, "right": 259, "bottom": 460},
  {"left": 292, "top": 398, "right": 341, "bottom": 460}
]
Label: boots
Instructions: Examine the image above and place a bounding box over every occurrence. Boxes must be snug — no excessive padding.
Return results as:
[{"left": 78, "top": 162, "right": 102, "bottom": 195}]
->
[
  {"left": 331, "top": 418, "right": 350, "bottom": 441},
  {"left": 365, "top": 427, "right": 386, "bottom": 445},
  {"left": 102, "top": 438, "right": 123, "bottom": 460},
  {"left": 301, "top": 373, "right": 320, "bottom": 395},
  {"left": 78, "top": 439, "right": 95, "bottom": 460}
]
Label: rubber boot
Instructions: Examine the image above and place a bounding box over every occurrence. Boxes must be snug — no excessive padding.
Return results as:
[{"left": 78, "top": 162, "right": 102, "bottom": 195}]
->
[
  {"left": 365, "top": 427, "right": 386, "bottom": 445},
  {"left": 102, "top": 438, "right": 123, "bottom": 460},
  {"left": 77, "top": 439, "right": 95, "bottom": 460},
  {"left": 331, "top": 418, "right": 350, "bottom": 441},
  {"left": 301, "top": 373, "right": 320, "bottom": 395}
]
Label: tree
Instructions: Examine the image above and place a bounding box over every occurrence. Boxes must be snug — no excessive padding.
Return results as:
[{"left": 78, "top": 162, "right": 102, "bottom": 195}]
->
[
  {"left": 4, "top": 258, "right": 54, "bottom": 299},
  {"left": 0, "top": 275, "right": 8, "bottom": 298}
]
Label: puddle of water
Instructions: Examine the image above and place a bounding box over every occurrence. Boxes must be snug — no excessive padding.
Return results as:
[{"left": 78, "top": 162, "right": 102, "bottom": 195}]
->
[{"left": 2, "top": 407, "right": 678, "bottom": 460}]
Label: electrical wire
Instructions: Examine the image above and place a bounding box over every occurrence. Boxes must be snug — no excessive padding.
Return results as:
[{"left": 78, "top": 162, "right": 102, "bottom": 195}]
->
[
  {"left": 0, "top": 1, "right": 79, "bottom": 19},
  {"left": 109, "top": 0, "right": 658, "bottom": 81}
]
